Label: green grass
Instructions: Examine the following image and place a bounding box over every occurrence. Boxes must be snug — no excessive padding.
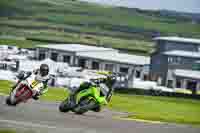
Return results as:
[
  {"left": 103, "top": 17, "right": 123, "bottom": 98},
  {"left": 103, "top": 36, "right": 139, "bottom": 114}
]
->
[
  {"left": 0, "top": 80, "right": 14, "bottom": 94},
  {"left": 0, "top": 129, "right": 16, "bottom": 133},
  {"left": 41, "top": 87, "right": 68, "bottom": 102},
  {"left": 0, "top": 18, "right": 154, "bottom": 55},
  {"left": 0, "top": 128, "right": 35, "bottom": 133},
  {"left": 0, "top": 80, "right": 68, "bottom": 101},
  {"left": 1, "top": 0, "right": 199, "bottom": 35},
  {"left": 0, "top": 26, "right": 154, "bottom": 55},
  {"left": 109, "top": 94, "right": 200, "bottom": 125},
  {"left": 0, "top": 0, "right": 200, "bottom": 55},
  {"left": 0, "top": 80, "right": 200, "bottom": 125},
  {"left": 0, "top": 38, "right": 46, "bottom": 48}
]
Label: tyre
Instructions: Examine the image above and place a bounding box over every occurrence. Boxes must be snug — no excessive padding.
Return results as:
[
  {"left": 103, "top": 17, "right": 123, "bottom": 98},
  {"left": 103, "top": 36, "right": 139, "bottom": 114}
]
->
[
  {"left": 6, "top": 96, "right": 16, "bottom": 106},
  {"left": 73, "top": 107, "right": 87, "bottom": 115},
  {"left": 59, "top": 98, "right": 71, "bottom": 112},
  {"left": 91, "top": 105, "right": 101, "bottom": 112},
  {"left": 73, "top": 98, "right": 96, "bottom": 115}
]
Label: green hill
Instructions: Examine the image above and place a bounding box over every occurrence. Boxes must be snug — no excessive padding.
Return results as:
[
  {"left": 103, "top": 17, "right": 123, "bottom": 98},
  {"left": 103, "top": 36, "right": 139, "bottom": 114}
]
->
[{"left": 0, "top": 0, "right": 200, "bottom": 55}]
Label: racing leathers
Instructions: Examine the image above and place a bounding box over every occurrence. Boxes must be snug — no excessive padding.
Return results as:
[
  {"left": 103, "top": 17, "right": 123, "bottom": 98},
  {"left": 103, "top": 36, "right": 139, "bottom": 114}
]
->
[{"left": 12, "top": 69, "right": 51, "bottom": 100}]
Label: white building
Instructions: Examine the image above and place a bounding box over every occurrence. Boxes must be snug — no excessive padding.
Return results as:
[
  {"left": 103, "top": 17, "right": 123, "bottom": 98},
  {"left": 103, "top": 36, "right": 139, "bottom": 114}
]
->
[
  {"left": 18, "top": 58, "right": 69, "bottom": 75},
  {"left": 36, "top": 44, "right": 150, "bottom": 88},
  {"left": 0, "top": 45, "right": 19, "bottom": 60}
]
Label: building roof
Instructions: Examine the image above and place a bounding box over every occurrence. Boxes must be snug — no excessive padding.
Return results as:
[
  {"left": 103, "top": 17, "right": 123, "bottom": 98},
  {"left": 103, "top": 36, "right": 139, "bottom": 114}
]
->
[
  {"left": 154, "top": 36, "right": 200, "bottom": 44},
  {"left": 19, "top": 58, "right": 69, "bottom": 74},
  {"left": 7, "top": 54, "right": 28, "bottom": 60},
  {"left": 37, "top": 44, "right": 149, "bottom": 65},
  {"left": 174, "top": 69, "right": 200, "bottom": 79},
  {"left": 37, "top": 44, "right": 117, "bottom": 52},
  {"left": 77, "top": 52, "right": 150, "bottom": 65},
  {"left": 163, "top": 50, "right": 200, "bottom": 58}
]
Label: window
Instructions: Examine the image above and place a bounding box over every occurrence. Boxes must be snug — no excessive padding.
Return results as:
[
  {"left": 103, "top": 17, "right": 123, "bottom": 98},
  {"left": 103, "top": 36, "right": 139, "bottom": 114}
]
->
[
  {"left": 165, "top": 43, "right": 175, "bottom": 51},
  {"left": 165, "top": 42, "right": 194, "bottom": 51},
  {"left": 198, "top": 46, "right": 200, "bottom": 52},
  {"left": 136, "top": 70, "right": 141, "bottom": 78},
  {"left": 51, "top": 52, "right": 58, "bottom": 61},
  {"left": 143, "top": 74, "right": 148, "bottom": 81},
  {"left": 168, "top": 57, "right": 172, "bottom": 63},
  {"left": 177, "top": 57, "right": 181, "bottom": 64},
  {"left": 155, "top": 59, "right": 161, "bottom": 65},
  {"left": 105, "top": 64, "right": 114, "bottom": 72},
  {"left": 168, "top": 56, "right": 181, "bottom": 64},
  {"left": 167, "top": 80, "right": 173, "bottom": 88},
  {"left": 176, "top": 79, "right": 182, "bottom": 88},
  {"left": 192, "top": 64, "right": 200, "bottom": 71},
  {"left": 187, "top": 80, "right": 197, "bottom": 94},
  {"left": 63, "top": 55, "right": 71, "bottom": 63},
  {"left": 78, "top": 59, "right": 86, "bottom": 68},
  {"left": 39, "top": 53, "right": 45, "bottom": 60},
  {"left": 120, "top": 67, "right": 129, "bottom": 74},
  {"left": 92, "top": 61, "right": 99, "bottom": 70}
]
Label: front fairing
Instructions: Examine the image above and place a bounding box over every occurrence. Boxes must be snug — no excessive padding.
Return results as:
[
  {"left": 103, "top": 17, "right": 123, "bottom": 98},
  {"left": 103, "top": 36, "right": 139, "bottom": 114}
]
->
[
  {"left": 26, "top": 74, "right": 44, "bottom": 92},
  {"left": 76, "top": 86, "right": 108, "bottom": 105},
  {"left": 10, "top": 74, "right": 43, "bottom": 102}
]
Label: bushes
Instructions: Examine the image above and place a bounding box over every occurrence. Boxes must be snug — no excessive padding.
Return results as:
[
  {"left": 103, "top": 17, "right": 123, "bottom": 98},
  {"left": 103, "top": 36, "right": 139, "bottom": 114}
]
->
[{"left": 114, "top": 88, "right": 200, "bottom": 100}]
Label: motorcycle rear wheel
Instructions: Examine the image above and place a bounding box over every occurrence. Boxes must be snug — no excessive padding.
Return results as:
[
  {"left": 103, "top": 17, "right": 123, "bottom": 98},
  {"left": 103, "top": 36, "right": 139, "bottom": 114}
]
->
[
  {"left": 91, "top": 105, "right": 101, "bottom": 112},
  {"left": 73, "top": 98, "right": 96, "bottom": 115}
]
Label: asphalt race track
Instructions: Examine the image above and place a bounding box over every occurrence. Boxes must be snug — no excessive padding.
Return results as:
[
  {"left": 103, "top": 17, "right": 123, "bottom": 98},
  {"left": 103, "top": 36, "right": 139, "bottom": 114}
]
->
[{"left": 0, "top": 96, "right": 199, "bottom": 133}]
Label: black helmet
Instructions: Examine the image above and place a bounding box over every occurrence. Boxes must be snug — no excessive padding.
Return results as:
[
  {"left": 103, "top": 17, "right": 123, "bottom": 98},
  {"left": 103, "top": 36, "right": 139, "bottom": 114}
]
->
[
  {"left": 104, "top": 73, "right": 117, "bottom": 88},
  {"left": 39, "top": 64, "right": 49, "bottom": 76}
]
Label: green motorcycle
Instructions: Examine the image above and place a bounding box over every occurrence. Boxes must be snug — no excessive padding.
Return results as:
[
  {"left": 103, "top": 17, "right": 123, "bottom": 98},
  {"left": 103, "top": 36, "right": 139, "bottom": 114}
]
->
[{"left": 59, "top": 74, "right": 116, "bottom": 114}]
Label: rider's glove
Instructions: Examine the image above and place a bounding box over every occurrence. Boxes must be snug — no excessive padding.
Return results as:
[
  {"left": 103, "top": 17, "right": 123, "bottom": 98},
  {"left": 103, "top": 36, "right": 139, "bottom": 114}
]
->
[
  {"left": 38, "top": 90, "right": 43, "bottom": 96},
  {"left": 16, "top": 71, "right": 25, "bottom": 80},
  {"left": 32, "top": 92, "right": 40, "bottom": 100}
]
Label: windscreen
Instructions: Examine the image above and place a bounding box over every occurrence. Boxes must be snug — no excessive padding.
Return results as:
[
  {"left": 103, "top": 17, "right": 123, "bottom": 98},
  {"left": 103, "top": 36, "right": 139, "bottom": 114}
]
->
[{"left": 99, "top": 83, "right": 110, "bottom": 96}]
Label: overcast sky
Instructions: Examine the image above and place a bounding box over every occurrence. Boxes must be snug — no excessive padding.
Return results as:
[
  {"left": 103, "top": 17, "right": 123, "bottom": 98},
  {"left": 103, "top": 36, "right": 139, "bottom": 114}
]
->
[{"left": 80, "top": 0, "right": 200, "bottom": 13}]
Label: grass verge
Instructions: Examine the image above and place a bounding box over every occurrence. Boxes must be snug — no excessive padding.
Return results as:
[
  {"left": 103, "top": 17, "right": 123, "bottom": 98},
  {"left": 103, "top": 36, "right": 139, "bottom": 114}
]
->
[
  {"left": 0, "top": 80, "right": 200, "bottom": 125},
  {"left": 0, "top": 129, "right": 16, "bottom": 133},
  {"left": 109, "top": 94, "right": 200, "bottom": 125},
  {"left": 0, "top": 80, "right": 68, "bottom": 101}
]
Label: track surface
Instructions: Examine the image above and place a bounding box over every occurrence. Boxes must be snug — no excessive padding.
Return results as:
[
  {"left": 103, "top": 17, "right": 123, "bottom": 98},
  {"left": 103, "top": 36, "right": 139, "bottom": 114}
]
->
[{"left": 0, "top": 96, "right": 199, "bottom": 133}]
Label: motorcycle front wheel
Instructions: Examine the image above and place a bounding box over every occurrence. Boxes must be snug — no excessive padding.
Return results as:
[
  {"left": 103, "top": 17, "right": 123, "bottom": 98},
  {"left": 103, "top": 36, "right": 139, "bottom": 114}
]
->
[
  {"left": 59, "top": 98, "right": 71, "bottom": 112},
  {"left": 5, "top": 96, "right": 17, "bottom": 106}
]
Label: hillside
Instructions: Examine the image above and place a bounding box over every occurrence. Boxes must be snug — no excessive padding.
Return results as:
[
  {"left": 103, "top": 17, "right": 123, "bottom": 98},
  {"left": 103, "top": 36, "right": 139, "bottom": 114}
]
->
[{"left": 0, "top": 0, "right": 200, "bottom": 55}]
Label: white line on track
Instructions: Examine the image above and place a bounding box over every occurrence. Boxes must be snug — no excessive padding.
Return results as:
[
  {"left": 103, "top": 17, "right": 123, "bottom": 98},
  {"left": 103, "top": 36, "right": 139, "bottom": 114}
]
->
[{"left": 0, "top": 119, "right": 58, "bottom": 129}]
